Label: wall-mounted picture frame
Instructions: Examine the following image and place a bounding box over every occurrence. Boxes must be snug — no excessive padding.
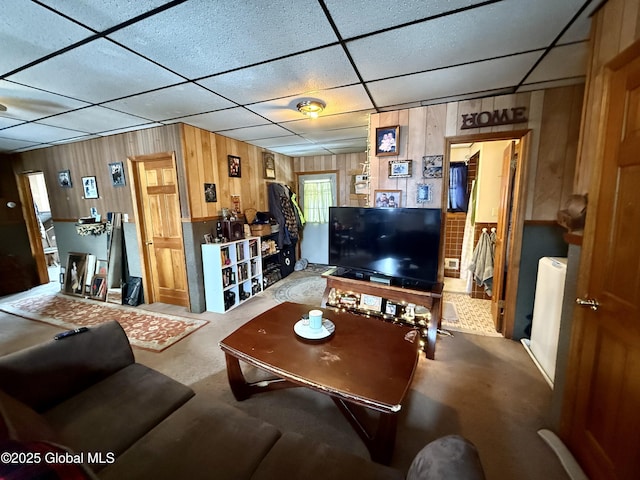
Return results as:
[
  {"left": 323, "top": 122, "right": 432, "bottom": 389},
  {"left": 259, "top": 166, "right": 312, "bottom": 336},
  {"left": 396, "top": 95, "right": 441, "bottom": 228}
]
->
[
  {"left": 263, "top": 152, "right": 276, "bottom": 179},
  {"left": 204, "top": 183, "right": 217, "bottom": 202},
  {"left": 228, "top": 155, "right": 241, "bottom": 177},
  {"left": 82, "top": 176, "right": 98, "bottom": 199},
  {"left": 374, "top": 189, "right": 402, "bottom": 208},
  {"left": 58, "top": 169, "right": 72, "bottom": 188},
  {"left": 375, "top": 125, "right": 399, "bottom": 156},
  {"left": 417, "top": 183, "right": 433, "bottom": 204},
  {"left": 64, "top": 252, "right": 88, "bottom": 296},
  {"left": 423, "top": 155, "right": 443, "bottom": 178},
  {"left": 109, "top": 161, "right": 126, "bottom": 187},
  {"left": 388, "top": 159, "right": 412, "bottom": 178}
]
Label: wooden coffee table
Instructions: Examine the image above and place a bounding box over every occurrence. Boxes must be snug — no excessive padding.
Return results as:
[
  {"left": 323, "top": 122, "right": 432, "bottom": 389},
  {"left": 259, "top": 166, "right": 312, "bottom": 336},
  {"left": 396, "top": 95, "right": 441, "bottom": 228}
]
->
[{"left": 219, "top": 302, "right": 419, "bottom": 464}]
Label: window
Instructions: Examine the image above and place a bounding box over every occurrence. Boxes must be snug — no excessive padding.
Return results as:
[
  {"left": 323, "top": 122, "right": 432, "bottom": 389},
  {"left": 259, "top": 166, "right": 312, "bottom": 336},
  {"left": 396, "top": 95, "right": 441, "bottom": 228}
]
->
[{"left": 303, "top": 179, "right": 333, "bottom": 223}]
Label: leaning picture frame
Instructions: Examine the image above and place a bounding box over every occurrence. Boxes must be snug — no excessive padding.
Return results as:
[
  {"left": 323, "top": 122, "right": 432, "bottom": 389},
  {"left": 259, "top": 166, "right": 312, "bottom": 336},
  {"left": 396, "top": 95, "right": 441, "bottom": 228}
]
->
[
  {"left": 90, "top": 275, "right": 107, "bottom": 300},
  {"left": 64, "top": 252, "right": 88, "bottom": 296},
  {"left": 375, "top": 125, "right": 399, "bottom": 156}
]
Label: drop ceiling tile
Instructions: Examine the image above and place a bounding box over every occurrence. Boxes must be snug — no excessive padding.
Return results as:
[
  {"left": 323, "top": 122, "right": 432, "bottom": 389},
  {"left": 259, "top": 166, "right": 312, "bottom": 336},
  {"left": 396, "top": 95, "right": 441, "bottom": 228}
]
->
[
  {"left": 301, "top": 126, "right": 368, "bottom": 142},
  {"left": 559, "top": 6, "right": 593, "bottom": 44},
  {"left": 197, "top": 46, "right": 360, "bottom": 105},
  {"left": 220, "top": 124, "right": 293, "bottom": 142},
  {"left": 270, "top": 144, "right": 332, "bottom": 157},
  {"left": 525, "top": 43, "right": 588, "bottom": 84},
  {"left": 248, "top": 85, "right": 374, "bottom": 123},
  {"left": 249, "top": 135, "right": 314, "bottom": 148},
  {"left": 109, "top": 0, "right": 337, "bottom": 79},
  {"left": 0, "top": 136, "right": 42, "bottom": 153},
  {"left": 320, "top": 138, "right": 368, "bottom": 151},
  {"left": 97, "top": 123, "right": 164, "bottom": 137},
  {"left": 1, "top": 1, "right": 93, "bottom": 74},
  {"left": 367, "top": 52, "right": 541, "bottom": 107},
  {"left": 0, "top": 116, "right": 24, "bottom": 129},
  {"left": 0, "top": 122, "right": 87, "bottom": 144},
  {"left": 8, "top": 38, "right": 184, "bottom": 104},
  {"left": 103, "top": 83, "right": 235, "bottom": 121},
  {"left": 39, "top": 106, "right": 150, "bottom": 133},
  {"left": 0, "top": 81, "right": 91, "bottom": 121},
  {"left": 517, "top": 78, "right": 586, "bottom": 93},
  {"left": 283, "top": 110, "right": 373, "bottom": 134},
  {"left": 174, "top": 108, "right": 269, "bottom": 132},
  {"left": 347, "top": 0, "right": 586, "bottom": 81},
  {"left": 324, "top": 0, "right": 486, "bottom": 38},
  {"left": 39, "top": 0, "right": 172, "bottom": 31}
]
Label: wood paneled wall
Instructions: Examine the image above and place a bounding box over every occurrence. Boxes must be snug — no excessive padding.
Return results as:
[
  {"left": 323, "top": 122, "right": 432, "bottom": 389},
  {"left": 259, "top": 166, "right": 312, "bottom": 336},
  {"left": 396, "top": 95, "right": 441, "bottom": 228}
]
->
[
  {"left": 181, "top": 124, "right": 294, "bottom": 221},
  {"left": 365, "top": 85, "right": 584, "bottom": 220},
  {"left": 574, "top": 0, "right": 640, "bottom": 194},
  {"left": 292, "top": 152, "right": 368, "bottom": 207}
]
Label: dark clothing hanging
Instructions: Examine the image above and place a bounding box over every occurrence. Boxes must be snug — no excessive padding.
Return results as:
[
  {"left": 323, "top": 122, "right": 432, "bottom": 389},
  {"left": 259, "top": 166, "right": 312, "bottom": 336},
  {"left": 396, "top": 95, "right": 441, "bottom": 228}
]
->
[
  {"left": 268, "top": 183, "right": 300, "bottom": 248},
  {"left": 448, "top": 162, "right": 469, "bottom": 212}
]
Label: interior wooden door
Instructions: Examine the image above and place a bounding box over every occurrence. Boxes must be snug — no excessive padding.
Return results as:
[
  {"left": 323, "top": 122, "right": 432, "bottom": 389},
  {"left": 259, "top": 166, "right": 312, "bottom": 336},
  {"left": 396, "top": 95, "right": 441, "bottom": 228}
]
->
[
  {"left": 560, "top": 42, "right": 640, "bottom": 479},
  {"left": 491, "top": 141, "right": 516, "bottom": 331},
  {"left": 130, "top": 153, "right": 189, "bottom": 308}
]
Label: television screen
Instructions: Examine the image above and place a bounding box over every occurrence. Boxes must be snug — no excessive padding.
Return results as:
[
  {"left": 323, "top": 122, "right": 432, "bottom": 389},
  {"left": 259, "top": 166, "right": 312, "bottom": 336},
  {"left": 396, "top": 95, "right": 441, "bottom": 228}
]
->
[{"left": 328, "top": 207, "right": 441, "bottom": 288}]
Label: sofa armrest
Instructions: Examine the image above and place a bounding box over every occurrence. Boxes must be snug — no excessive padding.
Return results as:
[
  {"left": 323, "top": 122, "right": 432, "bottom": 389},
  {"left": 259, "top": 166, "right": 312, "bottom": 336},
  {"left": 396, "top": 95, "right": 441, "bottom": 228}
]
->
[
  {"left": 406, "top": 435, "right": 486, "bottom": 480},
  {"left": 0, "top": 321, "right": 134, "bottom": 412}
]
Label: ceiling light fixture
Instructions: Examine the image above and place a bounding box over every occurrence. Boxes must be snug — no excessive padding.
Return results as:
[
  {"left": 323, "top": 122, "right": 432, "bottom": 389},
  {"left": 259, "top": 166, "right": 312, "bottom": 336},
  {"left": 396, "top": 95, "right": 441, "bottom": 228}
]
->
[
  {"left": 297, "top": 100, "right": 325, "bottom": 119},
  {"left": 0, "top": 103, "right": 7, "bottom": 112}
]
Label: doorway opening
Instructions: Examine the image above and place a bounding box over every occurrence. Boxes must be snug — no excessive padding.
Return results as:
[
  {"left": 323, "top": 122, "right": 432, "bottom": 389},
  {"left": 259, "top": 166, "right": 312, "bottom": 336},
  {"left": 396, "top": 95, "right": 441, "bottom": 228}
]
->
[{"left": 443, "top": 131, "right": 530, "bottom": 339}]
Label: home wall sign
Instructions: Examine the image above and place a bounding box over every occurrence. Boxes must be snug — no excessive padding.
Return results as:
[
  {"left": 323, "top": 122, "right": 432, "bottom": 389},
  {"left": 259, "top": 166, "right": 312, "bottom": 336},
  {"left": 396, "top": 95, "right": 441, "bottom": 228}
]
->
[{"left": 460, "top": 107, "right": 527, "bottom": 130}]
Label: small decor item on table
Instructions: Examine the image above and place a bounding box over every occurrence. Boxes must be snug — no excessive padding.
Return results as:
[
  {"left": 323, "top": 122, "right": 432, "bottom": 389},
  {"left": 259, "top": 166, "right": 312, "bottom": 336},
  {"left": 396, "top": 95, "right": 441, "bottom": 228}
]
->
[
  {"left": 309, "top": 309, "right": 323, "bottom": 330},
  {"left": 375, "top": 125, "right": 399, "bottom": 156}
]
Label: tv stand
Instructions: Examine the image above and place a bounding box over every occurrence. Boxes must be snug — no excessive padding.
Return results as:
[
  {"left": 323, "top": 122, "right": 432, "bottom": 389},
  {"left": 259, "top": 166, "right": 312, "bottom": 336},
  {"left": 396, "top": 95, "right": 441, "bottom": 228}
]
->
[{"left": 321, "top": 271, "right": 443, "bottom": 359}]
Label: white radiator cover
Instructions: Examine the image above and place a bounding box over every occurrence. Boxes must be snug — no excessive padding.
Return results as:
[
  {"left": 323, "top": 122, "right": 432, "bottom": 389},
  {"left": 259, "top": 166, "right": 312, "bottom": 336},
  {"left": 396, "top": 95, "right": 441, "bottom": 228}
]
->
[{"left": 525, "top": 257, "right": 567, "bottom": 388}]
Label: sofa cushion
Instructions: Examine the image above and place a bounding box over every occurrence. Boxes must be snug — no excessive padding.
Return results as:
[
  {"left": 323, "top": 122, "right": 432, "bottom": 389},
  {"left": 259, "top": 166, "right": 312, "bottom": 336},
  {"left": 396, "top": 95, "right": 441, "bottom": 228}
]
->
[
  {"left": 0, "top": 321, "right": 135, "bottom": 412},
  {"left": 406, "top": 435, "right": 486, "bottom": 480},
  {"left": 98, "top": 396, "right": 282, "bottom": 480},
  {"left": 0, "top": 390, "right": 58, "bottom": 444},
  {"left": 44, "top": 363, "right": 194, "bottom": 471},
  {"left": 250, "top": 432, "right": 404, "bottom": 480}
]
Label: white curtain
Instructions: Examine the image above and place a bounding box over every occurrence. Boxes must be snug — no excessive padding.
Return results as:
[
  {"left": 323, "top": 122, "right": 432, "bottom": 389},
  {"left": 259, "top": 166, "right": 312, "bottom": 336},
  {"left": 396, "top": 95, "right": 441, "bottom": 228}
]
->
[{"left": 303, "top": 179, "right": 333, "bottom": 223}]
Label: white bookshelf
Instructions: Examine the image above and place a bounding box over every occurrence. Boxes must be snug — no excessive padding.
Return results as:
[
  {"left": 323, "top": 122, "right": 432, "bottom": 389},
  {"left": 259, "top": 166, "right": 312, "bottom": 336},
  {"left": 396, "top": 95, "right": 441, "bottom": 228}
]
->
[{"left": 202, "top": 237, "right": 262, "bottom": 313}]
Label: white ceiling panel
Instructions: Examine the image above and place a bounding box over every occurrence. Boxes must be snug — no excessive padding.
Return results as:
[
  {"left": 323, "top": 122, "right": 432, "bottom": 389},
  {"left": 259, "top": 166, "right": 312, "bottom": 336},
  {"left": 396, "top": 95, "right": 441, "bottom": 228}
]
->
[
  {"left": 325, "top": 0, "right": 487, "bottom": 38},
  {"left": 108, "top": 0, "right": 337, "bottom": 79},
  {"left": 38, "top": 0, "right": 173, "bottom": 31},
  {"left": 7, "top": 39, "right": 184, "bottom": 104},
  {"left": 174, "top": 108, "right": 269, "bottom": 133},
  {"left": 368, "top": 52, "right": 542, "bottom": 108},
  {"left": 347, "top": 0, "right": 587, "bottom": 81},
  {"left": 39, "top": 106, "right": 151, "bottom": 133},
  {"left": 1, "top": 0, "right": 93, "bottom": 74},
  {"left": 0, "top": 122, "right": 87, "bottom": 144},
  {"left": 103, "top": 83, "right": 235, "bottom": 121},
  {"left": 96, "top": 123, "right": 164, "bottom": 137},
  {"left": 0, "top": 81, "right": 90, "bottom": 121},
  {"left": 0, "top": 1, "right": 592, "bottom": 156},
  {"left": 197, "top": 46, "right": 360, "bottom": 105}
]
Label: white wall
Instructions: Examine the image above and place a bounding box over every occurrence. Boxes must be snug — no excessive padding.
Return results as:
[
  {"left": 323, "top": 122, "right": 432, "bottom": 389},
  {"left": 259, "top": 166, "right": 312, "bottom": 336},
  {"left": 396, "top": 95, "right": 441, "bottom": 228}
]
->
[{"left": 475, "top": 140, "right": 511, "bottom": 222}]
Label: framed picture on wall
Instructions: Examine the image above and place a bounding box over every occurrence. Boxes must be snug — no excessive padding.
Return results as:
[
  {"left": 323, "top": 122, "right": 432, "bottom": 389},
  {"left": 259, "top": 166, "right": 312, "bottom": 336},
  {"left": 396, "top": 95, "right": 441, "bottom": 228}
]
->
[
  {"left": 423, "top": 155, "right": 443, "bottom": 178},
  {"left": 109, "top": 162, "right": 126, "bottom": 186},
  {"left": 375, "top": 126, "right": 399, "bottom": 156},
  {"left": 58, "top": 170, "right": 72, "bottom": 188},
  {"left": 417, "top": 183, "right": 433, "bottom": 204},
  {"left": 228, "top": 155, "right": 241, "bottom": 177},
  {"left": 374, "top": 190, "right": 401, "bottom": 208},
  {"left": 204, "top": 183, "right": 217, "bottom": 202},
  {"left": 82, "top": 176, "right": 98, "bottom": 199},
  {"left": 263, "top": 152, "right": 276, "bottom": 179},
  {"left": 388, "top": 159, "right": 412, "bottom": 178}
]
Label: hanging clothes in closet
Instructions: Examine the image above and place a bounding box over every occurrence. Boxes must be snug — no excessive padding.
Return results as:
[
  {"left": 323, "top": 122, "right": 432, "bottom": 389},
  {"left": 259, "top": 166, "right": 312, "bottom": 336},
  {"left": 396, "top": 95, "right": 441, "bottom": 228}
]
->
[
  {"left": 468, "top": 228, "right": 495, "bottom": 296},
  {"left": 268, "top": 183, "right": 302, "bottom": 249}
]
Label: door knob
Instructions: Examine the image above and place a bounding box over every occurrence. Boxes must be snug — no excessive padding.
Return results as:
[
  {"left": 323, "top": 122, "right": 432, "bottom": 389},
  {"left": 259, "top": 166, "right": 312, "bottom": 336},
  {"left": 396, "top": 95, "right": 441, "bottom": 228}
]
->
[
  {"left": 576, "top": 297, "right": 599, "bottom": 311},
  {"left": 145, "top": 241, "right": 153, "bottom": 245}
]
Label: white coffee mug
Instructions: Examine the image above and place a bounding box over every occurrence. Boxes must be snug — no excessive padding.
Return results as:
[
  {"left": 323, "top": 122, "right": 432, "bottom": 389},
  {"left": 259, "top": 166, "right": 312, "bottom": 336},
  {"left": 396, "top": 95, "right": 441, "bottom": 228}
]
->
[{"left": 309, "top": 309, "right": 323, "bottom": 330}]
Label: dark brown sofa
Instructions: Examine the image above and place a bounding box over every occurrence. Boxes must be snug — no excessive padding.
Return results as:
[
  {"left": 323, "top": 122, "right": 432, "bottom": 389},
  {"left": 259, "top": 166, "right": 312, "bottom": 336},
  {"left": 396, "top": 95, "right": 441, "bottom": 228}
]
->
[{"left": 0, "top": 321, "right": 485, "bottom": 479}]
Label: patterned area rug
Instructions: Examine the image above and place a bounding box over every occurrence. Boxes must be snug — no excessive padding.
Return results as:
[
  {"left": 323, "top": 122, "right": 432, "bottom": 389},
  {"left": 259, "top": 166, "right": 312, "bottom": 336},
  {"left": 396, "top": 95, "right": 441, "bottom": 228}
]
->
[
  {"left": 271, "top": 275, "right": 326, "bottom": 305},
  {"left": 0, "top": 294, "right": 208, "bottom": 352}
]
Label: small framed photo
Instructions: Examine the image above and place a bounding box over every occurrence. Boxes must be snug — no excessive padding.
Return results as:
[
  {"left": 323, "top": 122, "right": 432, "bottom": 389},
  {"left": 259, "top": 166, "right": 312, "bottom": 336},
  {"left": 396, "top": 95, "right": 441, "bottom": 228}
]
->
[
  {"left": 203, "top": 233, "right": 214, "bottom": 244},
  {"left": 204, "top": 183, "right": 217, "bottom": 202},
  {"left": 385, "top": 302, "right": 398, "bottom": 316},
  {"left": 375, "top": 126, "right": 399, "bottom": 156},
  {"left": 263, "top": 152, "right": 276, "bottom": 179},
  {"left": 82, "top": 176, "right": 98, "bottom": 199},
  {"left": 423, "top": 155, "right": 443, "bottom": 178},
  {"left": 64, "top": 252, "right": 88, "bottom": 296},
  {"left": 109, "top": 162, "right": 126, "bottom": 186},
  {"left": 58, "top": 170, "right": 72, "bottom": 188},
  {"left": 96, "top": 259, "right": 108, "bottom": 276},
  {"left": 417, "top": 183, "right": 433, "bottom": 204},
  {"left": 90, "top": 275, "right": 107, "bottom": 300},
  {"left": 228, "top": 155, "right": 241, "bottom": 177},
  {"left": 374, "top": 190, "right": 401, "bottom": 208},
  {"left": 360, "top": 294, "right": 383, "bottom": 312},
  {"left": 388, "top": 159, "right": 412, "bottom": 178}
]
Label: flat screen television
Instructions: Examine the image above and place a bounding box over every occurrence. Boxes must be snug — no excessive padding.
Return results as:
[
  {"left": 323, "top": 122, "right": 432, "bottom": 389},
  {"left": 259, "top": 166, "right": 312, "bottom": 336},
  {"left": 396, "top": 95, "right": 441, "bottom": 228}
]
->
[{"left": 328, "top": 207, "right": 442, "bottom": 290}]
